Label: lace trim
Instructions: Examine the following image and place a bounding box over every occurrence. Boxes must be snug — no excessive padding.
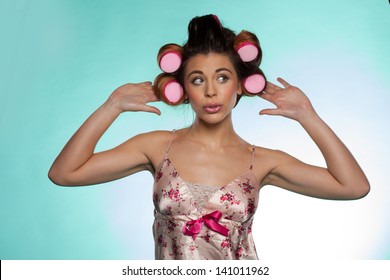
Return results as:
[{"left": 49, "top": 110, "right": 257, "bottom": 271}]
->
[{"left": 186, "top": 183, "right": 220, "bottom": 212}]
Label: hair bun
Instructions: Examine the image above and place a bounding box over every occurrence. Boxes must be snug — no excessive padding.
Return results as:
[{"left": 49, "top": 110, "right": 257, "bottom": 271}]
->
[
  {"left": 157, "top": 44, "right": 183, "bottom": 73},
  {"left": 211, "top": 14, "right": 222, "bottom": 28}
]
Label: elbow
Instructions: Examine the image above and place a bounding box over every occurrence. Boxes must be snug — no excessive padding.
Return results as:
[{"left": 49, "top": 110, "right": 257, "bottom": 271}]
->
[
  {"left": 48, "top": 168, "right": 73, "bottom": 187},
  {"left": 356, "top": 176, "right": 371, "bottom": 199},
  {"left": 348, "top": 181, "right": 371, "bottom": 200},
  {"left": 358, "top": 182, "right": 371, "bottom": 199}
]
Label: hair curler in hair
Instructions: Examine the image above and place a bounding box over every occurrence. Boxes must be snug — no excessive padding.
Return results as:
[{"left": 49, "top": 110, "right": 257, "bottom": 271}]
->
[
  {"left": 242, "top": 71, "right": 266, "bottom": 95},
  {"left": 154, "top": 73, "right": 184, "bottom": 105},
  {"left": 236, "top": 42, "right": 258, "bottom": 62},
  {"left": 234, "top": 31, "right": 261, "bottom": 63},
  {"left": 157, "top": 44, "right": 183, "bottom": 73}
]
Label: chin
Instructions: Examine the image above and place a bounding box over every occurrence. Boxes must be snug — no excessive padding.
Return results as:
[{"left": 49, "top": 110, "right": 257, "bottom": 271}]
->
[{"left": 197, "top": 113, "right": 232, "bottom": 126}]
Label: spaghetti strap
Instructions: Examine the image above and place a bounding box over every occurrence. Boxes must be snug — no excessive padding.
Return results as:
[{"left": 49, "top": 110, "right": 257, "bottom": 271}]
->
[
  {"left": 250, "top": 145, "right": 256, "bottom": 170},
  {"left": 165, "top": 129, "right": 176, "bottom": 159}
]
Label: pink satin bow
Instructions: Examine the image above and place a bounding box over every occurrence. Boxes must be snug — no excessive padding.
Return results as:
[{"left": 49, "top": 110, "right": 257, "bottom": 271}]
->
[{"left": 182, "top": 211, "right": 229, "bottom": 240}]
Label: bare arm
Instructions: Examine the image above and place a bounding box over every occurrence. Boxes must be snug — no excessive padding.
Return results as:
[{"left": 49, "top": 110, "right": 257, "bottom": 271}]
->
[
  {"left": 48, "top": 82, "right": 161, "bottom": 186},
  {"left": 260, "top": 78, "right": 370, "bottom": 200}
]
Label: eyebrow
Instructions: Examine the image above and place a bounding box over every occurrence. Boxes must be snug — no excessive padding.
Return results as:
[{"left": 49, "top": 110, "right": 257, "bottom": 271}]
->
[{"left": 187, "top": 67, "right": 233, "bottom": 78}]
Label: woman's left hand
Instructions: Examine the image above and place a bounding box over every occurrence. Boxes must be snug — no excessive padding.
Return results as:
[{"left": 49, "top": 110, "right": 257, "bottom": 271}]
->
[{"left": 259, "top": 77, "right": 316, "bottom": 123}]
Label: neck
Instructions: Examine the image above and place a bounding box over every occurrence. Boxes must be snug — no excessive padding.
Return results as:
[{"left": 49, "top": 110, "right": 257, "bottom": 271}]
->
[{"left": 186, "top": 114, "right": 240, "bottom": 148}]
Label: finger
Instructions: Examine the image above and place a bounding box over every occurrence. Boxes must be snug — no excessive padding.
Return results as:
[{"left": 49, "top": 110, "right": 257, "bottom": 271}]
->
[
  {"left": 258, "top": 91, "right": 273, "bottom": 102},
  {"left": 277, "top": 77, "right": 291, "bottom": 88},
  {"left": 140, "top": 85, "right": 160, "bottom": 101},
  {"left": 138, "top": 81, "right": 153, "bottom": 90},
  {"left": 139, "top": 81, "right": 153, "bottom": 86},
  {"left": 147, "top": 91, "right": 161, "bottom": 102},
  {"left": 142, "top": 105, "right": 161, "bottom": 115},
  {"left": 264, "top": 81, "right": 282, "bottom": 94},
  {"left": 259, "top": 108, "right": 280, "bottom": 116}
]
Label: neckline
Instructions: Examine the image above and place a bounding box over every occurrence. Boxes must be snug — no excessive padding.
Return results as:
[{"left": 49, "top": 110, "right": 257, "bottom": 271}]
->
[
  {"left": 155, "top": 157, "right": 260, "bottom": 214},
  {"left": 164, "top": 157, "right": 258, "bottom": 189}
]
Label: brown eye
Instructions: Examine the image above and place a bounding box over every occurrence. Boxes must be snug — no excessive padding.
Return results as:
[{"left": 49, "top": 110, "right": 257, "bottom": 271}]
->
[
  {"left": 217, "top": 75, "right": 229, "bottom": 83},
  {"left": 192, "top": 77, "right": 203, "bottom": 85}
]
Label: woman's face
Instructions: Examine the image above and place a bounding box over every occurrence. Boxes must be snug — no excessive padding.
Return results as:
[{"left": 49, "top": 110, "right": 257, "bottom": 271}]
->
[{"left": 183, "top": 53, "right": 242, "bottom": 124}]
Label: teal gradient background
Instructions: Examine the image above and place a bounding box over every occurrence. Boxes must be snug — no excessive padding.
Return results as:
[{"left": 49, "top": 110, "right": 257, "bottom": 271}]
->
[{"left": 1, "top": 0, "right": 389, "bottom": 259}]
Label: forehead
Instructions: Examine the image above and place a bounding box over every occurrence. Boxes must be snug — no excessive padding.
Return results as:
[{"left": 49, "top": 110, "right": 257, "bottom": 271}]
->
[{"left": 184, "top": 53, "right": 236, "bottom": 75}]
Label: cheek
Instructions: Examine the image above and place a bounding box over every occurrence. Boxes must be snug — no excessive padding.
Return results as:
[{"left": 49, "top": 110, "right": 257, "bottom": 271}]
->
[
  {"left": 226, "top": 83, "right": 241, "bottom": 106},
  {"left": 184, "top": 86, "right": 197, "bottom": 101},
  {"left": 225, "top": 82, "right": 240, "bottom": 98},
  {"left": 229, "top": 83, "right": 239, "bottom": 93},
  {"left": 183, "top": 82, "right": 202, "bottom": 101}
]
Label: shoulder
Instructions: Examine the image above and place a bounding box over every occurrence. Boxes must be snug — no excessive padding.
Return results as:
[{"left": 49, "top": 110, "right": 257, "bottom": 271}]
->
[
  {"left": 252, "top": 146, "right": 295, "bottom": 184},
  {"left": 253, "top": 145, "right": 287, "bottom": 160},
  {"left": 125, "top": 130, "right": 173, "bottom": 152},
  {"left": 131, "top": 130, "right": 173, "bottom": 143},
  {"left": 138, "top": 129, "right": 177, "bottom": 158},
  {"left": 117, "top": 130, "right": 174, "bottom": 157},
  {"left": 119, "top": 130, "right": 174, "bottom": 172}
]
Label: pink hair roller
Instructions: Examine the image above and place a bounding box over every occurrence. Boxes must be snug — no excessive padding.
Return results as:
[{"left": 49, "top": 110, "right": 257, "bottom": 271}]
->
[
  {"left": 163, "top": 80, "right": 184, "bottom": 105},
  {"left": 243, "top": 74, "right": 266, "bottom": 94},
  {"left": 159, "top": 51, "right": 182, "bottom": 73},
  {"left": 236, "top": 42, "right": 259, "bottom": 62}
]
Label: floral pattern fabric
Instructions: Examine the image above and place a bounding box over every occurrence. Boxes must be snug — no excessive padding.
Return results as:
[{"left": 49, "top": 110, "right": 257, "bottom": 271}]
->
[{"left": 153, "top": 148, "right": 261, "bottom": 260}]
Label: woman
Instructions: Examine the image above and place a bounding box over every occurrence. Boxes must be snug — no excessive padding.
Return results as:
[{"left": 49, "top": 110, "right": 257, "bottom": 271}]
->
[{"left": 48, "top": 15, "right": 369, "bottom": 260}]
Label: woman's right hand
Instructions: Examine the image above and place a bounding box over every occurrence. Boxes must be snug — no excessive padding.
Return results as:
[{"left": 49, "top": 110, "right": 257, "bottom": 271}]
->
[
  {"left": 49, "top": 81, "right": 163, "bottom": 186},
  {"left": 107, "top": 81, "right": 161, "bottom": 115}
]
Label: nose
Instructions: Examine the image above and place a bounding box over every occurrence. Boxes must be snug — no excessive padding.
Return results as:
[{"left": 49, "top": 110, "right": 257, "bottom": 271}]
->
[{"left": 204, "top": 83, "right": 217, "bottom": 98}]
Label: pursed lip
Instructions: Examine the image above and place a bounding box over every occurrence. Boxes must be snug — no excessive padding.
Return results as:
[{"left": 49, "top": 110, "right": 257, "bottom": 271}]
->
[{"left": 203, "top": 103, "right": 223, "bottom": 113}]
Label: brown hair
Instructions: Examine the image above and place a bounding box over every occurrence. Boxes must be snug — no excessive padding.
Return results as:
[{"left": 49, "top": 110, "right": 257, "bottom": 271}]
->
[{"left": 154, "top": 15, "right": 266, "bottom": 105}]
